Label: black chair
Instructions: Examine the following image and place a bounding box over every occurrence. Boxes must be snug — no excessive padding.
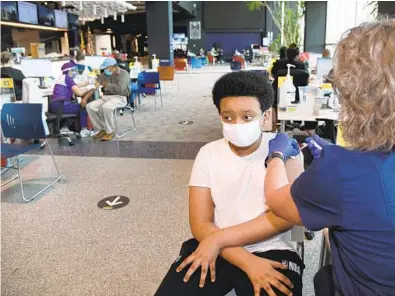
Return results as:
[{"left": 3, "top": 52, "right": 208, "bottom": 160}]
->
[
  {"left": 273, "top": 68, "right": 309, "bottom": 105},
  {"left": 46, "top": 97, "right": 82, "bottom": 146}
]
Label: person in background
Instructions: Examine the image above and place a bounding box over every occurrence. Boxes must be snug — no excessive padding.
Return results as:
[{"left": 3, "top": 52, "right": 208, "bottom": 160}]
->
[
  {"left": 1, "top": 51, "right": 25, "bottom": 101},
  {"left": 86, "top": 57, "right": 130, "bottom": 141},
  {"left": 265, "top": 19, "right": 395, "bottom": 296},
  {"left": 73, "top": 49, "right": 93, "bottom": 85},
  {"left": 271, "top": 47, "right": 306, "bottom": 78},
  {"left": 155, "top": 71, "right": 304, "bottom": 296},
  {"left": 51, "top": 61, "right": 92, "bottom": 137},
  {"left": 216, "top": 44, "right": 225, "bottom": 63},
  {"left": 115, "top": 53, "right": 130, "bottom": 73},
  {"left": 322, "top": 49, "right": 331, "bottom": 59},
  {"left": 279, "top": 46, "right": 287, "bottom": 60},
  {"left": 198, "top": 48, "right": 205, "bottom": 56}
]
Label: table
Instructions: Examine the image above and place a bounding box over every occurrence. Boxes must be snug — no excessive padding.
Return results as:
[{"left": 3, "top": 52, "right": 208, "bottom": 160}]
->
[{"left": 278, "top": 107, "right": 340, "bottom": 141}]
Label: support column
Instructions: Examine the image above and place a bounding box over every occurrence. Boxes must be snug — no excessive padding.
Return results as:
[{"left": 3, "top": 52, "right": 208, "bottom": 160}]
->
[
  {"left": 304, "top": 1, "right": 327, "bottom": 53},
  {"left": 146, "top": 1, "right": 174, "bottom": 64}
]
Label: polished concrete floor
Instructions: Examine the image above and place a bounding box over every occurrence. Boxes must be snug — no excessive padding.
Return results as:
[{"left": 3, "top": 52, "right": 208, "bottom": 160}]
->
[{"left": 1, "top": 67, "right": 321, "bottom": 296}]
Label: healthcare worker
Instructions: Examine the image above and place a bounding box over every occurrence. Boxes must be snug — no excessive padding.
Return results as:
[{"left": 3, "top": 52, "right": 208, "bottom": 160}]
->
[
  {"left": 51, "top": 61, "right": 93, "bottom": 137},
  {"left": 265, "top": 19, "right": 395, "bottom": 296}
]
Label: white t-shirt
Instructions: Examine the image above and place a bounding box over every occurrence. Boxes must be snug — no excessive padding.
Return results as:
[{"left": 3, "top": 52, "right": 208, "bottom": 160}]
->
[{"left": 189, "top": 133, "right": 295, "bottom": 254}]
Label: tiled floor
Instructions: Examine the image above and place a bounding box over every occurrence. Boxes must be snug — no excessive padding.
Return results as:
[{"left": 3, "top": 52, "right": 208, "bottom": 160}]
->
[
  {"left": 116, "top": 71, "right": 224, "bottom": 143},
  {"left": 1, "top": 66, "right": 321, "bottom": 296}
]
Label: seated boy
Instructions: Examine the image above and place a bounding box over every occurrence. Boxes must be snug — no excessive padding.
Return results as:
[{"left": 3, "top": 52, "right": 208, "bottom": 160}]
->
[{"left": 155, "top": 71, "right": 303, "bottom": 296}]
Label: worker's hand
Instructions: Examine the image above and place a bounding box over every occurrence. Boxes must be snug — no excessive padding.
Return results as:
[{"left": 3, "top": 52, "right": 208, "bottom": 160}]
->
[
  {"left": 305, "top": 135, "right": 332, "bottom": 160},
  {"left": 242, "top": 256, "right": 293, "bottom": 296},
  {"left": 176, "top": 233, "right": 220, "bottom": 287},
  {"left": 269, "top": 133, "right": 300, "bottom": 161},
  {"left": 100, "top": 80, "right": 108, "bottom": 87},
  {"left": 94, "top": 81, "right": 100, "bottom": 89}
]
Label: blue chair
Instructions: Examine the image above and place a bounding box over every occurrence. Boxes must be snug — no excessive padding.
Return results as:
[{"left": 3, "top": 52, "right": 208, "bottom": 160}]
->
[
  {"left": 1, "top": 103, "right": 61, "bottom": 202},
  {"left": 191, "top": 58, "right": 202, "bottom": 69},
  {"left": 137, "top": 72, "right": 163, "bottom": 111},
  {"left": 200, "top": 57, "right": 208, "bottom": 66}
]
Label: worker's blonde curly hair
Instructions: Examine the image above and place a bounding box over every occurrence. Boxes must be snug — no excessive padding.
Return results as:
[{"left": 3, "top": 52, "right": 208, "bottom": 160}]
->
[{"left": 333, "top": 19, "right": 395, "bottom": 152}]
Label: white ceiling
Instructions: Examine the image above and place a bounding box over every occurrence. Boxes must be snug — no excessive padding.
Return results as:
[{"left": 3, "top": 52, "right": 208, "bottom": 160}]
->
[{"left": 62, "top": 1, "right": 138, "bottom": 22}]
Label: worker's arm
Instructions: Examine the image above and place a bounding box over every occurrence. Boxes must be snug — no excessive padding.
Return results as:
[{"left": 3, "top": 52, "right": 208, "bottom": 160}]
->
[
  {"left": 71, "top": 85, "right": 88, "bottom": 98},
  {"left": 76, "top": 81, "right": 89, "bottom": 88}
]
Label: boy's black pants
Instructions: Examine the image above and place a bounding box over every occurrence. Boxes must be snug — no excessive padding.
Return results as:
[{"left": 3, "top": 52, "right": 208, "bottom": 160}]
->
[{"left": 155, "top": 239, "right": 304, "bottom": 296}]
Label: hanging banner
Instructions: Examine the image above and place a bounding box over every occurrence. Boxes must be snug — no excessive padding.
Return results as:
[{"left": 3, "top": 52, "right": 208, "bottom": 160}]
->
[{"left": 190, "top": 21, "right": 201, "bottom": 40}]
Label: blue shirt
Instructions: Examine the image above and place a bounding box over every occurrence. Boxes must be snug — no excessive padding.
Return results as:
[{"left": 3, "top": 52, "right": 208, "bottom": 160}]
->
[{"left": 291, "top": 145, "right": 395, "bottom": 296}]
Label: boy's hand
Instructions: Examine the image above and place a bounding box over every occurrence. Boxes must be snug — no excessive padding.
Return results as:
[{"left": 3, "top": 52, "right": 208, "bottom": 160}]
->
[
  {"left": 242, "top": 256, "right": 293, "bottom": 296},
  {"left": 176, "top": 233, "right": 220, "bottom": 287}
]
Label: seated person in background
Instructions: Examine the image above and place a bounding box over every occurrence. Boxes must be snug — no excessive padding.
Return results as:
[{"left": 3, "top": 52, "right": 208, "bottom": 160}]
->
[
  {"left": 51, "top": 61, "right": 92, "bottom": 137},
  {"left": 322, "top": 49, "right": 331, "bottom": 59},
  {"left": 271, "top": 47, "right": 306, "bottom": 78},
  {"left": 198, "top": 48, "right": 205, "bottom": 56},
  {"left": 1, "top": 51, "right": 25, "bottom": 101},
  {"left": 87, "top": 57, "right": 130, "bottom": 141},
  {"left": 234, "top": 49, "right": 242, "bottom": 56},
  {"left": 115, "top": 53, "right": 130, "bottom": 73},
  {"left": 155, "top": 71, "right": 303, "bottom": 296},
  {"left": 278, "top": 46, "right": 287, "bottom": 60}
]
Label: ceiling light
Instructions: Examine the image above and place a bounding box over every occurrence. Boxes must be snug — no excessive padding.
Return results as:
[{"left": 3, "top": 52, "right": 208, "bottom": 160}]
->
[
  {"left": 101, "top": 17, "right": 104, "bottom": 24},
  {"left": 79, "top": 0, "right": 82, "bottom": 10},
  {"left": 93, "top": 4, "right": 97, "bottom": 15},
  {"left": 113, "top": 12, "right": 117, "bottom": 21},
  {"left": 121, "top": 14, "right": 125, "bottom": 23},
  {"left": 104, "top": 9, "right": 108, "bottom": 18}
]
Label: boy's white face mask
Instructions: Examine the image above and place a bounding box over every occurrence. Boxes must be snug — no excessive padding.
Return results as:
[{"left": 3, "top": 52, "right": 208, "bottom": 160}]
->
[{"left": 222, "top": 114, "right": 264, "bottom": 148}]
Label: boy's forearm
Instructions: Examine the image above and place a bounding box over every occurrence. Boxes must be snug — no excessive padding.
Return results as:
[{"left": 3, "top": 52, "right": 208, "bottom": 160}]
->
[
  {"left": 191, "top": 221, "right": 218, "bottom": 242},
  {"left": 220, "top": 246, "right": 256, "bottom": 272},
  {"left": 213, "top": 211, "right": 293, "bottom": 249},
  {"left": 192, "top": 220, "right": 275, "bottom": 272}
]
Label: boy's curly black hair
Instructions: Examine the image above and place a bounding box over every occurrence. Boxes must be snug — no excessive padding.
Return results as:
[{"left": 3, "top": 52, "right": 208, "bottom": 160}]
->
[{"left": 212, "top": 71, "right": 274, "bottom": 113}]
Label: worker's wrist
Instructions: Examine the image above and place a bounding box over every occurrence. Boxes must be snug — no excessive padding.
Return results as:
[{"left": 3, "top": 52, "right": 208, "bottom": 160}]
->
[{"left": 265, "top": 151, "right": 285, "bottom": 167}]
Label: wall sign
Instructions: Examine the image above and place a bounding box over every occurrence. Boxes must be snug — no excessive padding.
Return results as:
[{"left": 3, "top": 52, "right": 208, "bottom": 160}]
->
[{"left": 190, "top": 21, "right": 201, "bottom": 40}]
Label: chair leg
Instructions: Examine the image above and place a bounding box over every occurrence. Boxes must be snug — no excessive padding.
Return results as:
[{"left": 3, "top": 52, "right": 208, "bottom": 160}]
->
[
  {"left": 159, "top": 89, "right": 163, "bottom": 108},
  {"left": 1, "top": 157, "right": 19, "bottom": 186},
  {"left": 17, "top": 142, "right": 62, "bottom": 202},
  {"left": 114, "top": 109, "right": 137, "bottom": 139},
  {"left": 297, "top": 242, "right": 305, "bottom": 263},
  {"left": 154, "top": 92, "right": 157, "bottom": 112}
]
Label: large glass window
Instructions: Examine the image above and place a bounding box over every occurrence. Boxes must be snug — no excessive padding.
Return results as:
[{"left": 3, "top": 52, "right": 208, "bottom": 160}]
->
[{"left": 325, "top": 0, "right": 376, "bottom": 53}]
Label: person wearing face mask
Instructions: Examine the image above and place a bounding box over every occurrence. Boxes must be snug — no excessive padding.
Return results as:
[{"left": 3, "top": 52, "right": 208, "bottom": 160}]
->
[
  {"left": 50, "top": 61, "right": 91, "bottom": 137},
  {"left": 155, "top": 71, "right": 303, "bottom": 296},
  {"left": 86, "top": 57, "right": 130, "bottom": 141}
]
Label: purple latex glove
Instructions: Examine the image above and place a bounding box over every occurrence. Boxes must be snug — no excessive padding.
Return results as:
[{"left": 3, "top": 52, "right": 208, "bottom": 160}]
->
[
  {"left": 305, "top": 135, "right": 333, "bottom": 160},
  {"left": 269, "top": 133, "right": 300, "bottom": 161}
]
